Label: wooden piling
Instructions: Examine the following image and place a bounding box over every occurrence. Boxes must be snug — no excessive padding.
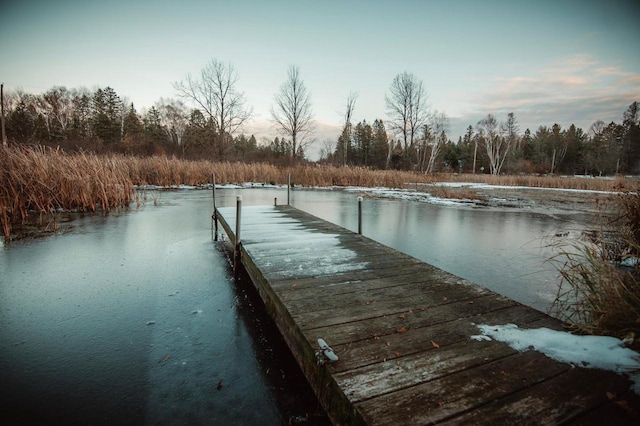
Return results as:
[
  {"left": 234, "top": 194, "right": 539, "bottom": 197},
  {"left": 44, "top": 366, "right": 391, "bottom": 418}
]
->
[
  {"left": 212, "top": 173, "right": 218, "bottom": 241},
  {"left": 357, "top": 196, "right": 363, "bottom": 235},
  {"left": 234, "top": 195, "right": 242, "bottom": 273}
]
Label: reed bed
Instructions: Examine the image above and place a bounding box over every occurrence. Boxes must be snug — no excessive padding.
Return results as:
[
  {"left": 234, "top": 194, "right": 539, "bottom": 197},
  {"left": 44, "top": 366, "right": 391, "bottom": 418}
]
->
[
  {"left": 549, "top": 189, "right": 640, "bottom": 338},
  {"left": 2, "top": 145, "right": 635, "bottom": 239},
  {"left": 1, "top": 146, "right": 135, "bottom": 238}
]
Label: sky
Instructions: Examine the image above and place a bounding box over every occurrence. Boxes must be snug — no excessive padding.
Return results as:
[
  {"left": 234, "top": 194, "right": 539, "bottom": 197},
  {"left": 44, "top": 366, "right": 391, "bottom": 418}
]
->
[{"left": 2, "top": 0, "right": 639, "bottom": 158}]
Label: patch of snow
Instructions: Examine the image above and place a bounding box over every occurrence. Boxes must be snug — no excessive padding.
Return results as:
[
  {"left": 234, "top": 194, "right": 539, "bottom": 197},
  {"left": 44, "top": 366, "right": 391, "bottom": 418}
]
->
[
  {"left": 471, "top": 323, "right": 640, "bottom": 393},
  {"left": 216, "top": 184, "right": 243, "bottom": 189},
  {"left": 219, "top": 205, "right": 368, "bottom": 278},
  {"left": 621, "top": 257, "right": 639, "bottom": 268},
  {"left": 430, "top": 182, "right": 615, "bottom": 195},
  {"left": 346, "top": 187, "right": 484, "bottom": 208},
  {"left": 470, "top": 334, "right": 491, "bottom": 342}
]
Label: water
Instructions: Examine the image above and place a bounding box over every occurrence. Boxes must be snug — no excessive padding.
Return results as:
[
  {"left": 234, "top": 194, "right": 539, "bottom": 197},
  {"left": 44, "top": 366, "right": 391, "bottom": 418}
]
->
[
  {"left": 0, "top": 187, "right": 590, "bottom": 424},
  {"left": 216, "top": 187, "right": 590, "bottom": 311},
  {"left": 0, "top": 190, "right": 329, "bottom": 425}
]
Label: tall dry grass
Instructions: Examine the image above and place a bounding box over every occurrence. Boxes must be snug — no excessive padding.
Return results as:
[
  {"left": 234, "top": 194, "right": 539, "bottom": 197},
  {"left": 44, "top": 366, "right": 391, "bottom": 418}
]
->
[
  {"left": 549, "top": 189, "right": 640, "bottom": 338},
  {"left": 124, "top": 158, "right": 437, "bottom": 189},
  {"left": 2, "top": 145, "right": 636, "bottom": 239},
  {"left": 1, "top": 146, "right": 135, "bottom": 238}
]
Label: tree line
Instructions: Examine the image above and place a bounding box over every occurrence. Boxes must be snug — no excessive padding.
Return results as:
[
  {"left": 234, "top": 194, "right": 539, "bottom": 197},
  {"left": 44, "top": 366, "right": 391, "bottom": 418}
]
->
[
  {"left": 322, "top": 71, "right": 640, "bottom": 176},
  {"left": 1, "top": 84, "right": 295, "bottom": 163},
  {"left": 2, "top": 58, "right": 639, "bottom": 175}
]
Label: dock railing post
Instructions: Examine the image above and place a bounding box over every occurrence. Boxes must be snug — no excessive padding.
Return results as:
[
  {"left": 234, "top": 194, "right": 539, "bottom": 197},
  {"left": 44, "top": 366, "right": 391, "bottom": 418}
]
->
[
  {"left": 234, "top": 195, "right": 242, "bottom": 273},
  {"left": 358, "top": 196, "right": 363, "bottom": 235},
  {"left": 212, "top": 173, "right": 218, "bottom": 241},
  {"left": 274, "top": 197, "right": 277, "bottom": 206},
  {"left": 287, "top": 174, "right": 291, "bottom": 205}
]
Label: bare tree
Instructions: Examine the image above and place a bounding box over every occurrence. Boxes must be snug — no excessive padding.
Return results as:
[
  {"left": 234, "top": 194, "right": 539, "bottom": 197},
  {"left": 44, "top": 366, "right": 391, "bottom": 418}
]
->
[
  {"left": 477, "top": 114, "right": 500, "bottom": 175},
  {"left": 271, "top": 65, "right": 315, "bottom": 159},
  {"left": 341, "top": 91, "right": 357, "bottom": 165},
  {"left": 319, "top": 138, "right": 335, "bottom": 161},
  {"left": 478, "top": 113, "right": 516, "bottom": 175},
  {"left": 156, "top": 98, "right": 188, "bottom": 152},
  {"left": 173, "top": 59, "right": 252, "bottom": 146},
  {"left": 424, "top": 111, "right": 450, "bottom": 174},
  {"left": 385, "top": 71, "right": 429, "bottom": 167}
]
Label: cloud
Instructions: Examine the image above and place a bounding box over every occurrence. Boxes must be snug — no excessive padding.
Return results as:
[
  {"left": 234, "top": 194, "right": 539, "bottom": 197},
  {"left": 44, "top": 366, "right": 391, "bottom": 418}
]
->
[{"left": 458, "top": 54, "right": 640, "bottom": 134}]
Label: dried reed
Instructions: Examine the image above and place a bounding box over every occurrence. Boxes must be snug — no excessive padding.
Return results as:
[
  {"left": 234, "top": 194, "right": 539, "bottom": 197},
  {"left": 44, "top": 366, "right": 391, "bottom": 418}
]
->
[
  {"left": 1, "top": 146, "right": 135, "bottom": 239},
  {"left": 549, "top": 188, "right": 640, "bottom": 338},
  {"left": 2, "top": 145, "right": 636, "bottom": 240}
]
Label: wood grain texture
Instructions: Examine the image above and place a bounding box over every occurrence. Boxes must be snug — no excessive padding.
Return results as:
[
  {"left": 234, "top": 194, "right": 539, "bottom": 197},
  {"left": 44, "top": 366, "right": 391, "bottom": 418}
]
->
[{"left": 214, "top": 204, "right": 639, "bottom": 425}]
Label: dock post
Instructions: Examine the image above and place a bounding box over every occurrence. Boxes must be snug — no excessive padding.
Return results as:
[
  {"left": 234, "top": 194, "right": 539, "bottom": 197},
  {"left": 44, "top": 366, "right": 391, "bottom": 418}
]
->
[
  {"left": 274, "top": 197, "right": 277, "bottom": 206},
  {"left": 287, "top": 174, "right": 291, "bottom": 205},
  {"left": 212, "top": 173, "right": 218, "bottom": 241},
  {"left": 234, "top": 195, "right": 242, "bottom": 273},
  {"left": 357, "top": 196, "right": 363, "bottom": 235}
]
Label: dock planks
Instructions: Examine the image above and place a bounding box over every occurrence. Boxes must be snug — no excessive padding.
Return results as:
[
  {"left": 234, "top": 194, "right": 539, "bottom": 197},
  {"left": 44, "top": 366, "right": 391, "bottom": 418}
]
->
[{"left": 214, "top": 204, "right": 639, "bottom": 425}]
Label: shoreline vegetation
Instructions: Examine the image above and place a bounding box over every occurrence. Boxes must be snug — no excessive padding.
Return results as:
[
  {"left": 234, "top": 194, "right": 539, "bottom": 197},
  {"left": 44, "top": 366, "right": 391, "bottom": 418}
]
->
[
  {"left": 1, "top": 144, "right": 636, "bottom": 240},
  {"left": 2, "top": 144, "right": 639, "bottom": 340}
]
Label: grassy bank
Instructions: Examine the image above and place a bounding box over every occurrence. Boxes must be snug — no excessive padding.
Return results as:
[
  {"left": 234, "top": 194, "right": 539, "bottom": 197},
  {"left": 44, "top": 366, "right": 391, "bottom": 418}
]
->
[
  {"left": 550, "top": 190, "right": 640, "bottom": 340},
  {"left": 1, "top": 145, "right": 635, "bottom": 239},
  {"left": 1, "top": 146, "right": 135, "bottom": 238}
]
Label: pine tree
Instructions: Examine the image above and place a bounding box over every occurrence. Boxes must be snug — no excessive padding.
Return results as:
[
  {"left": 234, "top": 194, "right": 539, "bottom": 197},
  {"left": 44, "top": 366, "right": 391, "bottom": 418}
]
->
[
  {"left": 92, "top": 87, "right": 121, "bottom": 144},
  {"left": 371, "top": 119, "right": 389, "bottom": 169},
  {"left": 122, "top": 103, "right": 144, "bottom": 151},
  {"left": 622, "top": 102, "right": 640, "bottom": 173}
]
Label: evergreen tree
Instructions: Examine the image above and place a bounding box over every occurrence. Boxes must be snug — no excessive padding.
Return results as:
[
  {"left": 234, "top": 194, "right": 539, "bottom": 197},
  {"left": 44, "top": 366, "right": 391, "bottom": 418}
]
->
[
  {"left": 143, "top": 106, "right": 166, "bottom": 143},
  {"left": 622, "top": 101, "right": 640, "bottom": 173},
  {"left": 353, "top": 120, "right": 373, "bottom": 166},
  {"left": 71, "top": 92, "right": 91, "bottom": 140},
  {"left": 562, "top": 124, "right": 585, "bottom": 174},
  {"left": 92, "top": 87, "right": 121, "bottom": 144},
  {"left": 7, "top": 100, "right": 35, "bottom": 142},
  {"left": 371, "top": 119, "right": 389, "bottom": 169},
  {"left": 122, "top": 103, "right": 144, "bottom": 151}
]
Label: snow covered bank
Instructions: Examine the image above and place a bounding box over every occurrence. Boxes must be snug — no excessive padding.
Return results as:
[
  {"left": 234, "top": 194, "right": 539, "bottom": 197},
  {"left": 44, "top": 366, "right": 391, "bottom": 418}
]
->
[{"left": 431, "top": 181, "right": 617, "bottom": 195}]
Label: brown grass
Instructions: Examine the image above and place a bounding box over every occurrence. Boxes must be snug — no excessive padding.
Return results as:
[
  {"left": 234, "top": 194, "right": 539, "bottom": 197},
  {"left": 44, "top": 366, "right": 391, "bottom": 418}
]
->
[
  {"left": 2, "top": 145, "right": 636, "bottom": 239},
  {"left": 1, "top": 146, "right": 135, "bottom": 239},
  {"left": 424, "top": 185, "right": 488, "bottom": 201},
  {"left": 549, "top": 188, "right": 640, "bottom": 338}
]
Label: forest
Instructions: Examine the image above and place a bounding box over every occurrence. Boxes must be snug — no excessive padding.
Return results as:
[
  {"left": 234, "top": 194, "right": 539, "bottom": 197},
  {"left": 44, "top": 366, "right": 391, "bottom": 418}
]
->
[{"left": 1, "top": 65, "right": 639, "bottom": 177}]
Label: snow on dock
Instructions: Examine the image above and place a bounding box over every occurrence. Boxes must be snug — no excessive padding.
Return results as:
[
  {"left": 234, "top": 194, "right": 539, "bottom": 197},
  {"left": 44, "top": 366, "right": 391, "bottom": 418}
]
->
[{"left": 214, "top": 204, "right": 639, "bottom": 425}]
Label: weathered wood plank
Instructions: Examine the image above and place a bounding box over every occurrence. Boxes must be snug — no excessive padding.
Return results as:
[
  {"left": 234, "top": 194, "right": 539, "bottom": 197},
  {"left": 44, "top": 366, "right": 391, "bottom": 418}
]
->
[
  {"left": 306, "top": 295, "right": 520, "bottom": 346},
  {"left": 213, "top": 204, "right": 640, "bottom": 426},
  {"left": 322, "top": 304, "right": 549, "bottom": 374},
  {"left": 442, "top": 368, "right": 637, "bottom": 425},
  {"left": 334, "top": 339, "right": 518, "bottom": 403},
  {"left": 355, "top": 350, "right": 571, "bottom": 425}
]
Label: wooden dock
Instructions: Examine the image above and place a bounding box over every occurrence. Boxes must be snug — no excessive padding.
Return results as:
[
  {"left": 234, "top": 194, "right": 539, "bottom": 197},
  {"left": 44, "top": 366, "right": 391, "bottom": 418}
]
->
[{"left": 214, "top": 204, "right": 639, "bottom": 425}]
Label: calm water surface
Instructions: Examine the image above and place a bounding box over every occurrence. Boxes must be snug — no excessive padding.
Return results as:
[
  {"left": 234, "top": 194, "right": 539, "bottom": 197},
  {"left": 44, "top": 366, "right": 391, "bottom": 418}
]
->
[
  {"left": 0, "top": 190, "right": 329, "bottom": 425},
  {"left": 0, "top": 187, "right": 590, "bottom": 424},
  {"left": 217, "top": 187, "right": 590, "bottom": 311}
]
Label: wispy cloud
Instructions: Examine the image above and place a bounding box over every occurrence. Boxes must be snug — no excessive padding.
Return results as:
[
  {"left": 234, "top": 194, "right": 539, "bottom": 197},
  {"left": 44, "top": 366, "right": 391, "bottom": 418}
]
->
[{"left": 459, "top": 54, "right": 640, "bottom": 133}]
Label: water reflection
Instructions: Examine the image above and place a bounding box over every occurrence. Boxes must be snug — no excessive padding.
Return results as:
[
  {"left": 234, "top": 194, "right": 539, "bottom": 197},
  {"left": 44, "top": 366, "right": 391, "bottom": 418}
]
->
[
  {"left": 216, "top": 187, "right": 589, "bottom": 312},
  {"left": 0, "top": 190, "right": 328, "bottom": 425},
  {"left": 0, "top": 187, "right": 590, "bottom": 424}
]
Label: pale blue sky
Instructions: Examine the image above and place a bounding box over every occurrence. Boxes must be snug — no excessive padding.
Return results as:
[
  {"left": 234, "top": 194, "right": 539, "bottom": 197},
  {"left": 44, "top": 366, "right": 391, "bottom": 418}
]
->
[{"left": 2, "top": 0, "right": 639, "bottom": 148}]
